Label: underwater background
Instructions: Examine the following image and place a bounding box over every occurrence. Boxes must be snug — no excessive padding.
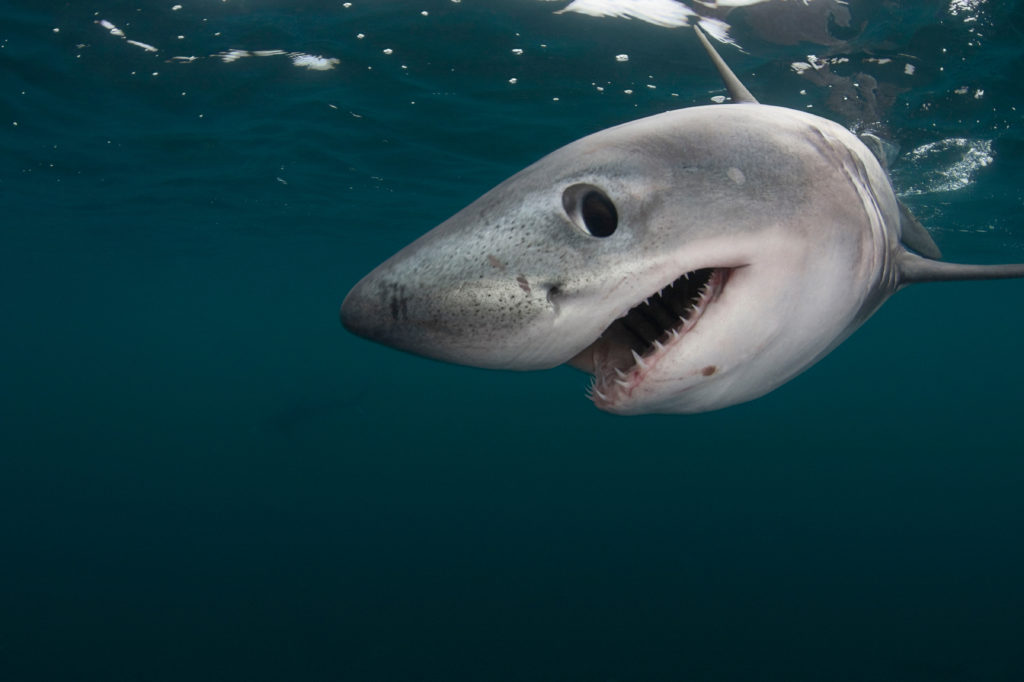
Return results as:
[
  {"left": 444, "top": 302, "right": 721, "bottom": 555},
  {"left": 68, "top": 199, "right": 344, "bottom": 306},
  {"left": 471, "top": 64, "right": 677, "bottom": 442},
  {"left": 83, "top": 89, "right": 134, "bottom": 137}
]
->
[{"left": 2, "top": 1, "right": 1023, "bottom": 679}]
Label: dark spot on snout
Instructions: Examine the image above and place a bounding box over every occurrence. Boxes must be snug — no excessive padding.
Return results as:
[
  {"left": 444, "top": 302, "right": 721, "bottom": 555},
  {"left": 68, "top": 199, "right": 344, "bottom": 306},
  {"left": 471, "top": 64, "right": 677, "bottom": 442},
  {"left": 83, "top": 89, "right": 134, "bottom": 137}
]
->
[
  {"left": 516, "top": 275, "right": 531, "bottom": 294},
  {"left": 384, "top": 282, "right": 409, "bottom": 321},
  {"left": 702, "top": 365, "right": 717, "bottom": 376}
]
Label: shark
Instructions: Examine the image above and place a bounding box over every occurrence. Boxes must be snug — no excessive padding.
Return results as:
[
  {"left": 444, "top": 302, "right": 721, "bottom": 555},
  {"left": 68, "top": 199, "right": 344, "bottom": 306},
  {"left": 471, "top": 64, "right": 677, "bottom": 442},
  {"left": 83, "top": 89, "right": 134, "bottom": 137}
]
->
[{"left": 340, "top": 26, "right": 1024, "bottom": 415}]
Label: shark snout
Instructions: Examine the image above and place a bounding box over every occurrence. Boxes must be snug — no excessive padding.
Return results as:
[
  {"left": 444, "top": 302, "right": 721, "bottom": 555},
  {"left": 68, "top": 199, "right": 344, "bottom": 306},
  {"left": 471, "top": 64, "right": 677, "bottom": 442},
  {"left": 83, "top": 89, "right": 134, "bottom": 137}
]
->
[
  {"left": 339, "top": 271, "right": 416, "bottom": 351},
  {"left": 338, "top": 277, "right": 378, "bottom": 340},
  {"left": 340, "top": 262, "right": 537, "bottom": 369},
  {"left": 341, "top": 255, "right": 596, "bottom": 371}
]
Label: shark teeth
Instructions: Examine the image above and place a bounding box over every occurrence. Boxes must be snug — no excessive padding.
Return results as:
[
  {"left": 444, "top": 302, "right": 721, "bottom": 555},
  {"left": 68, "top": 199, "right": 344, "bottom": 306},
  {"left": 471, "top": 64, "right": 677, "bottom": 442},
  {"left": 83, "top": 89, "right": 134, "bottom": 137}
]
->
[
  {"left": 615, "top": 267, "right": 718, "bottom": 360},
  {"left": 588, "top": 267, "right": 729, "bottom": 407}
]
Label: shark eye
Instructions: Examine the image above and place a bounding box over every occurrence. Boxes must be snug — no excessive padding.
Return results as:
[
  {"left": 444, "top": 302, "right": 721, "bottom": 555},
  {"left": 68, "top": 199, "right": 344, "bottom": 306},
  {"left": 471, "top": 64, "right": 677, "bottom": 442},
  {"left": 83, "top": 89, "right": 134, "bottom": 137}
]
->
[{"left": 563, "top": 184, "right": 618, "bottom": 238}]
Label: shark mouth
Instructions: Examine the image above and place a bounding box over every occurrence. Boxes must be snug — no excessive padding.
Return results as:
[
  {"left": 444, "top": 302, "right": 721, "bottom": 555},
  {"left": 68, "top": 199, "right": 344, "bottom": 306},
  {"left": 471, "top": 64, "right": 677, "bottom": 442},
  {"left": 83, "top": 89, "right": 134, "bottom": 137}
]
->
[{"left": 579, "top": 267, "right": 730, "bottom": 407}]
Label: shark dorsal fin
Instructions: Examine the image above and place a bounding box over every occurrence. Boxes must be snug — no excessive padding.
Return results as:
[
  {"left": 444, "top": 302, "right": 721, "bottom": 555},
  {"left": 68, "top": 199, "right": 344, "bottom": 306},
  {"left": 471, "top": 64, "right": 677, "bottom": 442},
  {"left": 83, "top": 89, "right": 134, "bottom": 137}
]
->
[{"left": 693, "top": 24, "right": 758, "bottom": 105}]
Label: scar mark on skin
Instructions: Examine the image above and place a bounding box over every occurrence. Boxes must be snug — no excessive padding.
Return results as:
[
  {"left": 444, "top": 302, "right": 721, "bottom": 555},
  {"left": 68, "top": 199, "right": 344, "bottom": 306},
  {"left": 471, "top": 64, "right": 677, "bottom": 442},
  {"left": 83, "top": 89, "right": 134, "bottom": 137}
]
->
[
  {"left": 487, "top": 255, "right": 506, "bottom": 271},
  {"left": 702, "top": 365, "right": 717, "bottom": 376},
  {"left": 516, "top": 275, "right": 531, "bottom": 294}
]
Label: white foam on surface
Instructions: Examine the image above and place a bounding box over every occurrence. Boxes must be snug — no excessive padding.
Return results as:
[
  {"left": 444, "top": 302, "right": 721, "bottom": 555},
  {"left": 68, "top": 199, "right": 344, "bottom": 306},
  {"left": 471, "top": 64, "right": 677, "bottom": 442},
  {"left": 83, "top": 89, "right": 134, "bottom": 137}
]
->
[
  {"left": 546, "top": 0, "right": 696, "bottom": 28},
  {"left": 899, "top": 138, "right": 993, "bottom": 195}
]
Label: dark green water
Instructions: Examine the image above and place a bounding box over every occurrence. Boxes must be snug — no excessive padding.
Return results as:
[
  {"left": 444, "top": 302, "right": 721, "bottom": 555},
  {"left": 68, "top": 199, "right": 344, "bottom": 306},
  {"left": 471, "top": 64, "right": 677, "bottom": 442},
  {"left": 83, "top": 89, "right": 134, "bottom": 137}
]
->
[{"left": 2, "top": 1, "right": 1023, "bottom": 680}]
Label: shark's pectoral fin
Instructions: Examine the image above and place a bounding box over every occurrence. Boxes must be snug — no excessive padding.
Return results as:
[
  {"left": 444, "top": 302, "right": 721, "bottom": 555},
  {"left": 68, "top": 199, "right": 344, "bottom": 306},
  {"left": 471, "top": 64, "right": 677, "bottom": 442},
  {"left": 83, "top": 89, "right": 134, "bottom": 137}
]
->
[
  {"left": 856, "top": 132, "right": 942, "bottom": 260},
  {"left": 898, "top": 201, "right": 942, "bottom": 260},
  {"left": 898, "top": 251, "right": 1024, "bottom": 286}
]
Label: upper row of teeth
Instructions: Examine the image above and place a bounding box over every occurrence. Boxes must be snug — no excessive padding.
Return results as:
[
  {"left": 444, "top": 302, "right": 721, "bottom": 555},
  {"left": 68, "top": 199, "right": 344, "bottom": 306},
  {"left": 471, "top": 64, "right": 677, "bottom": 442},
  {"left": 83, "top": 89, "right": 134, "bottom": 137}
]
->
[
  {"left": 644, "top": 277, "right": 710, "bottom": 311},
  {"left": 635, "top": 301, "right": 707, "bottom": 366}
]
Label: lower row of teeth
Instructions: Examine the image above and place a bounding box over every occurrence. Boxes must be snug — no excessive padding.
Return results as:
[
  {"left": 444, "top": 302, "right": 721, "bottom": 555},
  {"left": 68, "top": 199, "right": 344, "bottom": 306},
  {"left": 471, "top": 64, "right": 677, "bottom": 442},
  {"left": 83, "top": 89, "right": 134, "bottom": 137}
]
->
[{"left": 585, "top": 279, "right": 713, "bottom": 402}]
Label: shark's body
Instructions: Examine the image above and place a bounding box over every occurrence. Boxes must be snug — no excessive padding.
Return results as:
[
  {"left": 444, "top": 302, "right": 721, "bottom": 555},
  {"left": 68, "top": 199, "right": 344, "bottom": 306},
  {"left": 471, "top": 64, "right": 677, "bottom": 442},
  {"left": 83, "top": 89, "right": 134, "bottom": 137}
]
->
[{"left": 341, "top": 28, "right": 1024, "bottom": 415}]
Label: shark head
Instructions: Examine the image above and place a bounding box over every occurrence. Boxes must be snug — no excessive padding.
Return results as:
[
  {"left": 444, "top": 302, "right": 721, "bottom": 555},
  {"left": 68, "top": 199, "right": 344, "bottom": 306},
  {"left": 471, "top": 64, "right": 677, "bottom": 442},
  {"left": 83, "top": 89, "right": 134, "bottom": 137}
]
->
[
  {"left": 343, "top": 105, "right": 897, "bottom": 413},
  {"left": 341, "top": 27, "right": 1024, "bottom": 415}
]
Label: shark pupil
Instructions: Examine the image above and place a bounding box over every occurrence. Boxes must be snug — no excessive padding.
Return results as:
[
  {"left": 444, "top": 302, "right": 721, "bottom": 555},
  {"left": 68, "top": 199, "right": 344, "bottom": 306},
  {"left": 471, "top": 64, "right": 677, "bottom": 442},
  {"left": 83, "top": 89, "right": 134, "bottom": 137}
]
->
[{"left": 580, "top": 191, "right": 617, "bottom": 237}]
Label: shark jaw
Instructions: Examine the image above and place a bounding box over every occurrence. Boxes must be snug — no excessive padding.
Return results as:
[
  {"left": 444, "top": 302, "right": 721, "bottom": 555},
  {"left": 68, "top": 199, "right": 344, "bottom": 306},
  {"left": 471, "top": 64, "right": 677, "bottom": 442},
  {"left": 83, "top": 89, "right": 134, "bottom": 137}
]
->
[{"left": 569, "top": 267, "right": 731, "bottom": 413}]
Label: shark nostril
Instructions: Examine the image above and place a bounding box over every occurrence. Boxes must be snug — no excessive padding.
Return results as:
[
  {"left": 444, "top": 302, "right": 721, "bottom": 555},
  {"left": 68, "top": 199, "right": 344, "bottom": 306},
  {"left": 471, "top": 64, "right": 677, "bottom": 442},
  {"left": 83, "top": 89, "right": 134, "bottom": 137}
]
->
[{"left": 546, "top": 283, "right": 565, "bottom": 315}]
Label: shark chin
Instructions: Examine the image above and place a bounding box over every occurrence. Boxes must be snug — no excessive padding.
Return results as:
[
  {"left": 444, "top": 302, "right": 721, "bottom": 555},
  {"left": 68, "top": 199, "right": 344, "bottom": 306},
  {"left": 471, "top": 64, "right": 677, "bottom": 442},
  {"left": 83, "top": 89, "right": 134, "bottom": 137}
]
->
[{"left": 568, "top": 267, "right": 731, "bottom": 414}]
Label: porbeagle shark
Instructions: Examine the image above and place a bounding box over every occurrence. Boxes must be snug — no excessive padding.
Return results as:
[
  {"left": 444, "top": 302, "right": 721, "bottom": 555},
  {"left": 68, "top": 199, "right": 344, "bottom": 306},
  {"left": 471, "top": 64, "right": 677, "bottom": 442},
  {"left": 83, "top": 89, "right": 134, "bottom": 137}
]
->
[{"left": 341, "top": 27, "right": 1024, "bottom": 415}]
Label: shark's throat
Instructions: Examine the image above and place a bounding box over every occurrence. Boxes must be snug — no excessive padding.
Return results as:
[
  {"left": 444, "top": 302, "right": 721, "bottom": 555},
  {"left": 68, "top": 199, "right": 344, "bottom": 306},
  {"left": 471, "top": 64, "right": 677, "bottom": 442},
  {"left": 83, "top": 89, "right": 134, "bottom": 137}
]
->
[{"left": 574, "top": 267, "right": 730, "bottom": 407}]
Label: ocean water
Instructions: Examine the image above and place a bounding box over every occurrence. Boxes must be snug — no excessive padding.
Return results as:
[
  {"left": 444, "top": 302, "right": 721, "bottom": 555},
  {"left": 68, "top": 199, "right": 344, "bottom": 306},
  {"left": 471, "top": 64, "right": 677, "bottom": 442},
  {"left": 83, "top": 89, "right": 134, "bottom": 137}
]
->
[{"left": 2, "top": 1, "right": 1023, "bottom": 680}]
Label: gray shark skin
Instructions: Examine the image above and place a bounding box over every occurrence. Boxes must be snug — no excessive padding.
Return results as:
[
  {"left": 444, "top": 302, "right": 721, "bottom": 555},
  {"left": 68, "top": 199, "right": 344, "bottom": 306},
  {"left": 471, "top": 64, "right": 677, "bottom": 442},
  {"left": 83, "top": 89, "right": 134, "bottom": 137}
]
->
[{"left": 341, "top": 27, "right": 1024, "bottom": 415}]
